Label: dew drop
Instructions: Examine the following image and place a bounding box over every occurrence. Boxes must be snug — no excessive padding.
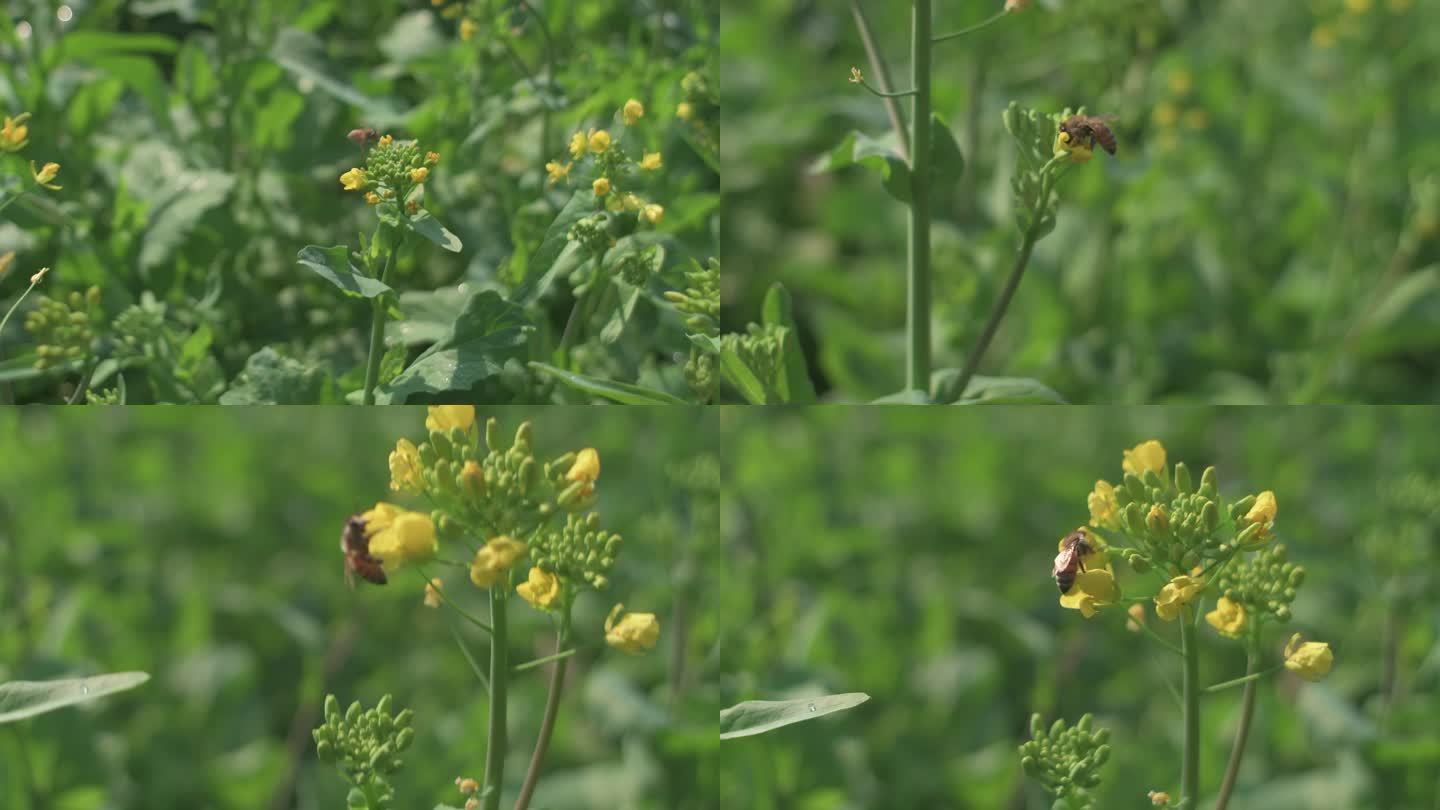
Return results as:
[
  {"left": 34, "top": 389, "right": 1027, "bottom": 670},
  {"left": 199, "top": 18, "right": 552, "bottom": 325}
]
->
[
  {"left": 807, "top": 703, "right": 816, "bottom": 713},
  {"left": 81, "top": 685, "right": 90, "bottom": 695}
]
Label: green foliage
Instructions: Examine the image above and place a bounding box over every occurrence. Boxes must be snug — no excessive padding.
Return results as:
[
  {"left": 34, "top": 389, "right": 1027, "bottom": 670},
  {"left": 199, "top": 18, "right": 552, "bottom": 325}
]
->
[{"left": 719, "top": 693, "right": 870, "bottom": 740}]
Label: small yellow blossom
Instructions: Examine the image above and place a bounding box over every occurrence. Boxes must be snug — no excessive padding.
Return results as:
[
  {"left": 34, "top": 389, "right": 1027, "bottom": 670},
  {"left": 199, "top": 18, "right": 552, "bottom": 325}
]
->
[
  {"left": 517, "top": 567, "right": 561, "bottom": 610},
  {"left": 1122, "top": 440, "right": 1166, "bottom": 476},
  {"left": 388, "top": 438, "right": 424, "bottom": 493},
  {"left": 426, "top": 405, "right": 475, "bottom": 435},
  {"left": 1054, "top": 131, "right": 1094, "bottom": 164},
  {"left": 1088, "top": 480, "right": 1119, "bottom": 529},
  {"left": 605, "top": 604, "right": 659, "bottom": 654},
  {"left": 426, "top": 151, "right": 440, "bottom": 165},
  {"left": 1205, "top": 596, "right": 1247, "bottom": 638},
  {"left": 1004, "top": 0, "right": 1030, "bottom": 10},
  {"left": 424, "top": 577, "right": 444, "bottom": 608},
  {"left": 592, "top": 177, "right": 611, "bottom": 197},
  {"left": 362, "top": 503, "right": 437, "bottom": 569},
  {"left": 569, "top": 131, "right": 587, "bottom": 159},
  {"left": 642, "top": 204, "right": 664, "bottom": 224},
  {"left": 32, "top": 161, "right": 61, "bottom": 190},
  {"left": 1245, "top": 491, "right": 1277, "bottom": 527},
  {"left": 378, "top": 134, "right": 394, "bottom": 147},
  {"left": 460, "top": 18, "right": 478, "bottom": 40},
  {"left": 1126, "top": 603, "right": 1147, "bottom": 632},
  {"left": 848, "top": 66, "right": 863, "bottom": 84},
  {"left": 410, "top": 167, "right": 430, "bottom": 184},
  {"left": 469, "top": 536, "right": 528, "bottom": 587},
  {"left": 621, "top": 193, "right": 643, "bottom": 212},
  {"left": 568, "top": 448, "right": 600, "bottom": 486},
  {"left": 365, "top": 192, "right": 380, "bottom": 205},
  {"left": 340, "top": 167, "right": 368, "bottom": 191},
  {"left": 456, "top": 777, "right": 480, "bottom": 794},
  {"left": 588, "top": 129, "right": 612, "bottom": 154},
  {"left": 1154, "top": 575, "right": 1203, "bottom": 622},
  {"left": 640, "top": 152, "right": 663, "bottom": 171},
  {"left": 623, "top": 99, "right": 644, "bottom": 126},
  {"left": 30, "top": 267, "right": 49, "bottom": 285},
  {"left": 677, "top": 102, "right": 694, "bottom": 121},
  {"left": 1148, "top": 791, "right": 1172, "bottom": 806},
  {"left": 1284, "top": 634, "right": 1334, "bottom": 681},
  {"left": 1058, "top": 534, "right": 1115, "bottom": 619},
  {"left": 1152, "top": 102, "right": 1180, "bottom": 128},
  {"left": 0, "top": 113, "right": 29, "bottom": 152},
  {"left": 545, "top": 160, "right": 571, "bottom": 184}
]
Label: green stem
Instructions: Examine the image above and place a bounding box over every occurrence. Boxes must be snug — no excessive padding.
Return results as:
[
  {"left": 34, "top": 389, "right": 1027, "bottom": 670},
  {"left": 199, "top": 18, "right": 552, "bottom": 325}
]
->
[
  {"left": 0, "top": 188, "right": 30, "bottom": 217},
  {"left": 1204, "top": 664, "right": 1282, "bottom": 694},
  {"left": 906, "top": 0, "right": 932, "bottom": 393},
  {"left": 556, "top": 275, "right": 599, "bottom": 366},
  {"left": 361, "top": 247, "right": 395, "bottom": 405},
  {"left": 512, "top": 620, "right": 570, "bottom": 810},
  {"left": 932, "top": 9, "right": 1008, "bottom": 43},
  {"left": 0, "top": 271, "right": 45, "bottom": 382},
  {"left": 856, "top": 80, "right": 916, "bottom": 98},
  {"left": 1180, "top": 605, "right": 1201, "bottom": 804},
  {"left": 950, "top": 162, "right": 1062, "bottom": 398},
  {"left": 415, "top": 566, "right": 493, "bottom": 634},
  {"left": 1213, "top": 651, "right": 1259, "bottom": 810},
  {"left": 1137, "top": 617, "right": 1185, "bottom": 657},
  {"left": 849, "top": 0, "right": 909, "bottom": 161},
  {"left": 513, "top": 647, "right": 576, "bottom": 673},
  {"left": 482, "top": 588, "right": 509, "bottom": 810}
]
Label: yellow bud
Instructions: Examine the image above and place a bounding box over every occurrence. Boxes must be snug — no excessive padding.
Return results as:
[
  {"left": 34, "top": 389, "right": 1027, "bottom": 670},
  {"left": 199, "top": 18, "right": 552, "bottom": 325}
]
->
[
  {"left": 592, "top": 177, "right": 611, "bottom": 197},
  {"left": 622, "top": 99, "right": 645, "bottom": 126}
]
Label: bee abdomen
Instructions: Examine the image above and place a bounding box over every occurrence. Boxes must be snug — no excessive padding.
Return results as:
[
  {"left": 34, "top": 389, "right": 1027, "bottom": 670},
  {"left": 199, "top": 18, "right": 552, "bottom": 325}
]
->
[{"left": 1055, "top": 570, "right": 1076, "bottom": 594}]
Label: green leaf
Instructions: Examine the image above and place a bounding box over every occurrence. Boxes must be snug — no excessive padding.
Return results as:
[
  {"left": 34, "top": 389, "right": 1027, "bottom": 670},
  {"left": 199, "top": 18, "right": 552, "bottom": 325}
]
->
[
  {"left": 140, "top": 171, "right": 236, "bottom": 269},
  {"left": 0, "top": 356, "right": 66, "bottom": 383},
  {"left": 719, "top": 347, "right": 767, "bottom": 404},
  {"left": 872, "top": 389, "right": 932, "bottom": 404},
  {"left": 0, "top": 672, "right": 150, "bottom": 724},
  {"left": 407, "top": 210, "right": 463, "bottom": 253},
  {"left": 219, "top": 347, "right": 330, "bottom": 404},
  {"left": 373, "top": 292, "right": 532, "bottom": 403},
  {"left": 514, "top": 191, "right": 597, "bottom": 305},
  {"left": 530, "top": 362, "right": 689, "bottom": 404},
  {"left": 296, "top": 245, "right": 394, "bottom": 298},
  {"left": 930, "top": 115, "right": 965, "bottom": 194},
  {"left": 811, "top": 130, "right": 911, "bottom": 204},
  {"left": 599, "top": 282, "right": 643, "bottom": 345},
  {"left": 393, "top": 287, "right": 472, "bottom": 346},
  {"left": 269, "top": 28, "right": 400, "bottom": 122},
  {"left": 929, "top": 371, "right": 1067, "bottom": 404},
  {"left": 719, "top": 693, "right": 870, "bottom": 740},
  {"left": 761, "top": 283, "right": 816, "bottom": 404}
]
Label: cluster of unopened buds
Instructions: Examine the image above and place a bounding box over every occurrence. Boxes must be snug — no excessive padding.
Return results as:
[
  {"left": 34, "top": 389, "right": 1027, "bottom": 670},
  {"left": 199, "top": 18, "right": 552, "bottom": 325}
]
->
[
  {"left": 340, "top": 131, "right": 441, "bottom": 216},
  {"left": 547, "top": 99, "right": 665, "bottom": 227}
]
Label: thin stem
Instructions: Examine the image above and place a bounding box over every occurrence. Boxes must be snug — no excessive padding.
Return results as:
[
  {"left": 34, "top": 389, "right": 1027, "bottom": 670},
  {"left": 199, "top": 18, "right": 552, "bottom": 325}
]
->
[
  {"left": 906, "top": 0, "right": 933, "bottom": 393},
  {"left": 513, "top": 647, "right": 576, "bottom": 673},
  {"left": 1180, "top": 605, "right": 1201, "bottom": 805},
  {"left": 1213, "top": 651, "right": 1260, "bottom": 810},
  {"left": 854, "top": 78, "right": 916, "bottom": 98},
  {"left": 65, "top": 361, "right": 95, "bottom": 404},
  {"left": 1204, "top": 664, "right": 1283, "bottom": 694},
  {"left": 10, "top": 725, "right": 43, "bottom": 810},
  {"left": 516, "top": 0, "right": 557, "bottom": 170},
  {"left": 415, "top": 566, "right": 493, "bottom": 634},
  {"left": 448, "top": 617, "right": 491, "bottom": 695},
  {"left": 556, "top": 276, "right": 598, "bottom": 365},
  {"left": 512, "top": 620, "right": 570, "bottom": 810},
  {"left": 0, "top": 272, "right": 45, "bottom": 386},
  {"left": 932, "top": 9, "right": 1008, "bottom": 43},
  {"left": 849, "top": 0, "right": 909, "bottom": 162},
  {"left": 0, "top": 188, "right": 30, "bottom": 217},
  {"left": 1137, "top": 618, "right": 1185, "bottom": 657},
  {"left": 481, "top": 588, "right": 509, "bottom": 810},
  {"left": 950, "top": 162, "right": 1063, "bottom": 398},
  {"left": 360, "top": 247, "right": 395, "bottom": 406}
]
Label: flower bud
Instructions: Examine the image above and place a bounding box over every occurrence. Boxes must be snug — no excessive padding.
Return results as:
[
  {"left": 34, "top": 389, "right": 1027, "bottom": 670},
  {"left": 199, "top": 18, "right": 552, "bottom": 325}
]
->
[
  {"left": 520, "top": 457, "right": 538, "bottom": 494},
  {"left": 485, "top": 417, "right": 501, "bottom": 451},
  {"left": 395, "top": 708, "right": 413, "bottom": 729},
  {"left": 1124, "top": 503, "right": 1147, "bottom": 535},
  {"left": 1147, "top": 505, "right": 1170, "bottom": 535},
  {"left": 1123, "top": 473, "right": 1146, "bottom": 502},
  {"left": 377, "top": 694, "right": 393, "bottom": 716},
  {"left": 1031, "top": 713, "right": 1046, "bottom": 740},
  {"left": 345, "top": 701, "right": 362, "bottom": 725},
  {"left": 431, "top": 430, "right": 454, "bottom": 460},
  {"left": 1174, "top": 462, "right": 1192, "bottom": 493},
  {"left": 325, "top": 694, "right": 340, "bottom": 722},
  {"left": 347, "top": 788, "right": 368, "bottom": 808},
  {"left": 396, "top": 727, "right": 415, "bottom": 750},
  {"left": 1201, "top": 500, "right": 1219, "bottom": 533},
  {"left": 315, "top": 739, "right": 336, "bottom": 763},
  {"left": 1200, "top": 466, "right": 1218, "bottom": 498}
]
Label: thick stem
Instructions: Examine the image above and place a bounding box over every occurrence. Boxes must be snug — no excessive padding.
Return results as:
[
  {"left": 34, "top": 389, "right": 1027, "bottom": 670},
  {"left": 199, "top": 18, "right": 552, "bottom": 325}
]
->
[
  {"left": 1213, "top": 652, "right": 1259, "bottom": 810},
  {"left": 482, "top": 589, "right": 509, "bottom": 810},
  {"left": 512, "top": 624, "right": 570, "bottom": 810},
  {"left": 1180, "top": 607, "right": 1201, "bottom": 804},
  {"left": 906, "top": 0, "right": 932, "bottom": 393},
  {"left": 360, "top": 248, "right": 395, "bottom": 405}
]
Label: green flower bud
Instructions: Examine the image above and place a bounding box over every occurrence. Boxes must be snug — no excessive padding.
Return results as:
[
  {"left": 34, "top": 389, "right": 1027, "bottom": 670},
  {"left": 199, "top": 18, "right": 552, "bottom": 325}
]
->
[
  {"left": 396, "top": 727, "right": 415, "bottom": 751},
  {"left": 316, "top": 740, "right": 336, "bottom": 764},
  {"left": 1123, "top": 473, "right": 1146, "bottom": 502},
  {"left": 394, "top": 708, "right": 413, "bottom": 729},
  {"left": 1201, "top": 500, "right": 1220, "bottom": 533},
  {"left": 1092, "top": 744, "right": 1110, "bottom": 765},
  {"left": 431, "top": 430, "right": 454, "bottom": 460},
  {"left": 1129, "top": 553, "right": 1151, "bottom": 574},
  {"left": 1124, "top": 503, "right": 1147, "bottom": 535},
  {"left": 1174, "top": 462, "right": 1192, "bottom": 493},
  {"left": 515, "top": 421, "right": 533, "bottom": 450},
  {"left": 485, "top": 417, "right": 502, "bottom": 451},
  {"left": 347, "top": 788, "right": 368, "bottom": 808},
  {"left": 1200, "top": 466, "right": 1218, "bottom": 498},
  {"left": 1031, "top": 713, "right": 1047, "bottom": 740},
  {"left": 520, "top": 457, "right": 538, "bottom": 494},
  {"left": 1021, "top": 754, "right": 1041, "bottom": 777},
  {"left": 325, "top": 694, "right": 340, "bottom": 722},
  {"left": 345, "top": 701, "right": 362, "bottom": 725}
]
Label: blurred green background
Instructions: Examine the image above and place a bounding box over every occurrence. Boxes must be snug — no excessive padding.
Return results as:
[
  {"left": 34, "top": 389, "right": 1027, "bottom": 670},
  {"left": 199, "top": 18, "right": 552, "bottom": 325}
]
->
[
  {"left": 719, "top": 406, "right": 1440, "bottom": 808},
  {"left": 722, "top": 0, "right": 1440, "bottom": 403},
  {"left": 0, "top": 406, "right": 718, "bottom": 809}
]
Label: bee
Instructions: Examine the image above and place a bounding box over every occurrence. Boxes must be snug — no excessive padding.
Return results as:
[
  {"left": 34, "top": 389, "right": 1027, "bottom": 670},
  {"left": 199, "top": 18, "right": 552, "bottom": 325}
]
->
[
  {"left": 1058, "top": 115, "right": 1117, "bottom": 155},
  {"left": 340, "top": 515, "right": 387, "bottom": 588},
  {"left": 346, "top": 127, "right": 378, "bottom": 148},
  {"left": 1052, "top": 529, "right": 1094, "bottom": 594}
]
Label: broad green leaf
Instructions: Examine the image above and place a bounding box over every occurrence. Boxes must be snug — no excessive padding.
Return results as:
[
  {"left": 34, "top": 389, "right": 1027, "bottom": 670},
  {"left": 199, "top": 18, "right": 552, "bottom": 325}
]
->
[
  {"left": 928, "top": 372, "right": 1067, "bottom": 405},
  {"left": 872, "top": 389, "right": 931, "bottom": 404},
  {"left": 719, "top": 693, "right": 870, "bottom": 740},
  {"left": 219, "top": 347, "right": 330, "bottom": 404},
  {"left": 514, "top": 191, "right": 597, "bottom": 305},
  {"left": 57, "top": 31, "right": 180, "bottom": 57},
  {"left": 689, "top": 334, "right": 722, "bottom": 354},
  {"left": 930, "top": 115, "right": 965, "bottom": 194},
  {"left": 719, "top": 347, "right": 766, "bottom": 404},
  {"left": 407, "top": 210, "right": 463, "bottom": 253},
  {"left": 269, "top": 28, "right": 400, "bottom": 122},
  {"left": 530, "top": 362, "right": 688, "bottom": 404},
  {"left": 0, "top": 672, "right": 150, "bottom": 724},
  {"left": 140, "top": 171, "right": 236, "bottom": 269},
  {"left": 0, "top": 356, "right": 65, "bottom": 383},
  {"left": 373, "top": 291, "right": 532, "bottom": 403},
  {"left": 599, "top": 282, "right": 643, "bottom": 345},
  {"left": 761, "top": 283, "right": 816, "bottom": 404},
  {"left": 393, "top": 287, "right": 473, "bottom": 346},
  {"left": 296, "top": 245, "right": 393, "bottom": 298},
  {"left": 811, "top": 130, "right": 911, "bottom": 204}
]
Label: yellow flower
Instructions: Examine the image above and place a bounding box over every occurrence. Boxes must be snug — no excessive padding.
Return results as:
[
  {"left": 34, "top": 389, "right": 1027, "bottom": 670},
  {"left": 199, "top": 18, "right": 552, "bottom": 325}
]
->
[
  {"left": 1312, "top": 25, "right": 1337, "bottom": 48},
  {"left": 641, "top": 204, "right": 664, "bottom": 225},
  {"left": 1126, "top": 603, "right": 1146, "bottom": 632},
  {"left": 1053, "top": 130, "right": 1094, "bottom": 164},
  {"left": 410, "top": 167, "right": 430, "bottom": 183},
  {"left": 545, "top": 160, "right": 572, "bottom": 184},
  {"left": 640, "top": 152, "right": 663, "bottom": 171},
  {"left": 365, "top": 192, "right": 380, "bottom": 205},
  {"left": 378, "top": 134, "right": 393, "bottom": 147},
  {"left": 1148, "top": 792, "right": 1172, "bottom": 807},
  {"left": 340, "top": 167, "right": 368, "bottom": 191},
  {"left": 1283, "top": 634, "right": 1334, "bottom": 681},
  {"left": 1088, "top": 480, "right": 1119, "bottom": 529},
  {"left": 29, "top": 267, "right": 49, "bottom": 285},
  {"left": 1, "top": 113, "right": 29, "bottom": 152},
  {"left": 676, "top": 102, "right": 694, "bottom": 121},
  {"left": 461, "top": 460, "right": 485, "bottom": 500},
  {"left": 388, "top": 438, "right": 424, "bottom": 493},
  {"left": 588, "top": 129, "right": 612, "bottom": 154},
  {"left": 568, "top": 448, "right": 600, "bottom": 485},
  {"left": 426, "top": 405, "right": 475, "bottom": 435},
  {"left": 605, "top": 194, "right": 625, "bottom": 213},
  {"left": 361, "top": 503, "right": 437, "bottom": 569},
  {"left": 1122, "top": 440, "right": 1166, "bottom": 476},
  {"left": 592, "top": 177, "right": 611, "bottom": 197},
  {"left": 426, "top": 151, "right": 440, "bottom": 165},
  {"left": 1205, "top": 596, "right": 1247, "bottom": 638},
  {"left": 517, "top": 567, "right": 561, "bottom": 610},
  {"left": 1057, "top": 536, "right": 1115, "bottom": 619},
  {"left": 31, "top": 161, "right": 61, "bottom": 190},
  {"left": 424, "top": 577, "right": 444, "bottom": 608},
  {"left": 1154, "top": 575, "right": 1203, "bottom": 622},
  {"left": 1245, "top": 490, "right": 1277, "bottom": 526},
  {"left": 1152, "top": 102, "right": 1180, "bottom": 128},
  {"left": 568, "top": 131, "right": 587, "bottom": 159},
  {"left": 623, "top": 99, "right": 645, "bottom": 126},
  {"left": 469, "top": 536, "right": 528, "bottom": 588},
  {"left": 605, "top": 604, "right": 659, "bottom": 654},
  {"left": 460, "top": 18, "right": 478, "bottom": 40},
  {"left": 621, "top": 193, "right": 644, "bottom": 212}
]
